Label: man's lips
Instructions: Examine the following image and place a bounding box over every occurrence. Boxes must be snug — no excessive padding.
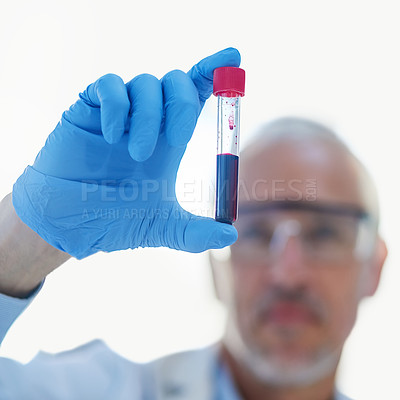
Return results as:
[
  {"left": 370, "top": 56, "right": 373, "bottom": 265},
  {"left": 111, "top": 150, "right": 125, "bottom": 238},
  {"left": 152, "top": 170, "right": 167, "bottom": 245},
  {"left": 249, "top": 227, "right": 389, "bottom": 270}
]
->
[{"left": 262, "top": 302, "right": 319, "bottom": 325}]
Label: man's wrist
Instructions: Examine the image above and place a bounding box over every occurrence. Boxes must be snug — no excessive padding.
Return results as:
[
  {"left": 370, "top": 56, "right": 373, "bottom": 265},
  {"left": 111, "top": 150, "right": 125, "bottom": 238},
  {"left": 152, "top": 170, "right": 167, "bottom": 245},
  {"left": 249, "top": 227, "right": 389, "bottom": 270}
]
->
[{"left": 0, "top": 193, "right": 70, "bottom": 298}]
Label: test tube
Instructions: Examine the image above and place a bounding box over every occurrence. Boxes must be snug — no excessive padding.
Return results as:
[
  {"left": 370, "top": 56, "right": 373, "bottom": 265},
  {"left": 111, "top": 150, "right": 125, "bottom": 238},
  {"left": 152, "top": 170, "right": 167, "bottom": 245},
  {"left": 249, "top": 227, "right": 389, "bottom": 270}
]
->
[{"left": 213, "top": 67, "right": 245, "bottom": 224}]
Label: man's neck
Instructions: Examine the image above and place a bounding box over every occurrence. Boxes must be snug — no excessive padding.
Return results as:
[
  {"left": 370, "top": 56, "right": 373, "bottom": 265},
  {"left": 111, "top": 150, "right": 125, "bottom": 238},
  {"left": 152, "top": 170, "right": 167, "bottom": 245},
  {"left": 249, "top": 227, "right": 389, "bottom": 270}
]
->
[{"left": 220, "top": 345, "right": 337, "bottom": 400}]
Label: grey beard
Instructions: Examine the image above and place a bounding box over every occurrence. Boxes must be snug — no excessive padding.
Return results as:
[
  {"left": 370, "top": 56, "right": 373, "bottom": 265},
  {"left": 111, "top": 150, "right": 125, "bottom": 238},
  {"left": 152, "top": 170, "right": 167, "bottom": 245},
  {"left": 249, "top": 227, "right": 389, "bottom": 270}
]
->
[{"left": 223, "top": 315, "right": 341, "bottom": 388}]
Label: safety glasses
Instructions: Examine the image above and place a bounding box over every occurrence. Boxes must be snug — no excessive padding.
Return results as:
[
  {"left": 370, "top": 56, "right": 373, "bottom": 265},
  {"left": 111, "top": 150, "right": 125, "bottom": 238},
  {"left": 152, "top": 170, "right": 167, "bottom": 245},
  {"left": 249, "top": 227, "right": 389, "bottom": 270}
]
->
[{"left": 231, "top": 201, "right": 377, "bottom": 265}]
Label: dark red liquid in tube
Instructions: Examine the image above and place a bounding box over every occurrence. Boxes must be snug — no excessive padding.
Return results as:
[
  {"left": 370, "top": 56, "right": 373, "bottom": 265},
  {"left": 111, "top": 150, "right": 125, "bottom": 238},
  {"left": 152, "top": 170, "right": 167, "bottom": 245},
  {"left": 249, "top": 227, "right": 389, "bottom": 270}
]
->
[{"left": 215, "top": 153, "right": 239, "bottom": 224}]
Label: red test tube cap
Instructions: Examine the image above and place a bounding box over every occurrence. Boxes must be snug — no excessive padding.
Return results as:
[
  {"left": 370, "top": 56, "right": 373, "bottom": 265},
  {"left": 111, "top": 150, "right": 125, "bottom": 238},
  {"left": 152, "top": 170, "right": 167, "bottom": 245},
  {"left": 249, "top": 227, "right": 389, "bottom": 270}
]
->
[{"left": 213, "top": 67, "right": 245, "bottom": 97}]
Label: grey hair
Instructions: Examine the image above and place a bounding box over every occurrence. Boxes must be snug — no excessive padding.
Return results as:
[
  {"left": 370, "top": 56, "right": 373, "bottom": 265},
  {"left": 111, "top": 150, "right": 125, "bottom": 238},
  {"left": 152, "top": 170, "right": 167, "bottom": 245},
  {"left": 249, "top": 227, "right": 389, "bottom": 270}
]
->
[
  {"left": 241, "top": 116, "right": 380, "bottom": 228},
  {"left": 243, "top": 117, "right": 344, "bottom": 157}
]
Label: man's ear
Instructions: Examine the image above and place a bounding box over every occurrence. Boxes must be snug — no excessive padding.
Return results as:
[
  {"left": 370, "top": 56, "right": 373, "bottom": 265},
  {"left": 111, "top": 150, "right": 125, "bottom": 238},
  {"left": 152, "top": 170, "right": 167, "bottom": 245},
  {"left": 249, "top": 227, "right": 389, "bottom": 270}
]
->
[
  {"left": 363, "top": 236, "right": 388, "bottom": 297},
  {"left": 208, "top": 248, "right": 233, "bottom": 305}
]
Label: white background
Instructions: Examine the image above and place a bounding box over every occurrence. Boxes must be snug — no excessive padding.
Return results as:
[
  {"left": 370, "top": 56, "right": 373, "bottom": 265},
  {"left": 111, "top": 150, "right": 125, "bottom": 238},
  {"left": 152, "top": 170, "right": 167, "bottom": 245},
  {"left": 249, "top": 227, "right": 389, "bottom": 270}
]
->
[{"left": 0, "top": 0, "right": 399, "bottom": 398}]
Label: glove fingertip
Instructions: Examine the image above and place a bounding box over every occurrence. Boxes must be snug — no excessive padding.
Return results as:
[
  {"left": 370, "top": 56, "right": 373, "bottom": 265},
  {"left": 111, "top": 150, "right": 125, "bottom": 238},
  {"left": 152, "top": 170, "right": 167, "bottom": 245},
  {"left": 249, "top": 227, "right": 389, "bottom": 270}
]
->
[
  {"left": 208, "top": 224, "right": 238, "bottom": 249},
  {"left": 166, "top": 114, "right": 197, "bottom": 147},
  {"left": 128, "top": 131, "right": 156, "bottom": 162},
  {"left": 103, "top": 128, "right": 124, "bottom": 144},
  {"left": 128, "top": 146, "right": 148, "bottom": 162},
  {"left": 219, "top": 47, "right": 241, "bottom": 67},
  {"left": 183, "top": 218, "right": 238, "bottom": 252}
]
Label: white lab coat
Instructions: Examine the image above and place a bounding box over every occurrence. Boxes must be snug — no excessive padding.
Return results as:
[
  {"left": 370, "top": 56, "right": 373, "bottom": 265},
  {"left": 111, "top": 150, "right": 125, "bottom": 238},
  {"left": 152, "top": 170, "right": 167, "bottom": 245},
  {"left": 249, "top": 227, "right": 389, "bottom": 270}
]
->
[
  {"left": 0, "top": 339, "right": 352, "bottom": 399},
  {"left": 0, "top": 286, "right": 352, "bottom": 400}
]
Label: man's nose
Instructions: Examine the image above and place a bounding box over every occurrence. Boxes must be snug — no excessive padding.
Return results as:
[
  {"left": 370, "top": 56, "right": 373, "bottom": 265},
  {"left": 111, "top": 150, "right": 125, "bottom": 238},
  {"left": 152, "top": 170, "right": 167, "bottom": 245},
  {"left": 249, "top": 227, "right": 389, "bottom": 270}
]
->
[{"left": 266, "top": 223, "right": 311, "bottom": 289}]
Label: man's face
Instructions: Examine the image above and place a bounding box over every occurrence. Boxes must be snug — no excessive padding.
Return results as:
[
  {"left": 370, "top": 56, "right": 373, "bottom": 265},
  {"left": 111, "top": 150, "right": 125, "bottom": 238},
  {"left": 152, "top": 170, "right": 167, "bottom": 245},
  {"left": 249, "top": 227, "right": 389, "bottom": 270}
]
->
[{"left": 219, "top": 138, "right": 384, "bottom": 385}]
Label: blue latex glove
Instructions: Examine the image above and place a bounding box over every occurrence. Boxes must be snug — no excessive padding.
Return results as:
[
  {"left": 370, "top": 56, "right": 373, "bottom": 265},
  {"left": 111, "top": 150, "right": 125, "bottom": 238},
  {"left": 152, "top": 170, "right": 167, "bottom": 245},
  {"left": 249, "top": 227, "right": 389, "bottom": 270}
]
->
[{"left": 12, "top": 48, "right": 240, "bottom": 259}]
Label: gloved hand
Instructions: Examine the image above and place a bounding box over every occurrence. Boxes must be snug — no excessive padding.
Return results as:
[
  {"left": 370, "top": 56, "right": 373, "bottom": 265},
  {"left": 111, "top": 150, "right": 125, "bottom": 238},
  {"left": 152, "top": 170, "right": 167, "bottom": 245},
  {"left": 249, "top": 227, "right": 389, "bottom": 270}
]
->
[{"left": 12, "top": 48, "right": 240, "bottom": 259}]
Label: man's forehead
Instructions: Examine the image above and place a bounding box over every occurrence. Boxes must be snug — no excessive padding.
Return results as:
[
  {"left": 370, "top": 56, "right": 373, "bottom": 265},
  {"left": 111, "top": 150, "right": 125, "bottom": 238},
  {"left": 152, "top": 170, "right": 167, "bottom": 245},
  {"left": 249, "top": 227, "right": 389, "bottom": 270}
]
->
[{"left": 238, "top": 137, "right": 367, "bottom": 207}]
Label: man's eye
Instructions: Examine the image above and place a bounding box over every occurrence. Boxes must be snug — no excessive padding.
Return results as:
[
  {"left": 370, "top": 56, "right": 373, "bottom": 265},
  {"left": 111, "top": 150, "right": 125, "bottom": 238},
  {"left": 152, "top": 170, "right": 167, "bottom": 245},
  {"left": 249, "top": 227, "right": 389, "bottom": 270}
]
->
[
  {"left": 307, "top": 225, "right": 340, "bottom": 241},
  {"left": 240, "top": 227, "right": 273, "bottom": 243}
]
